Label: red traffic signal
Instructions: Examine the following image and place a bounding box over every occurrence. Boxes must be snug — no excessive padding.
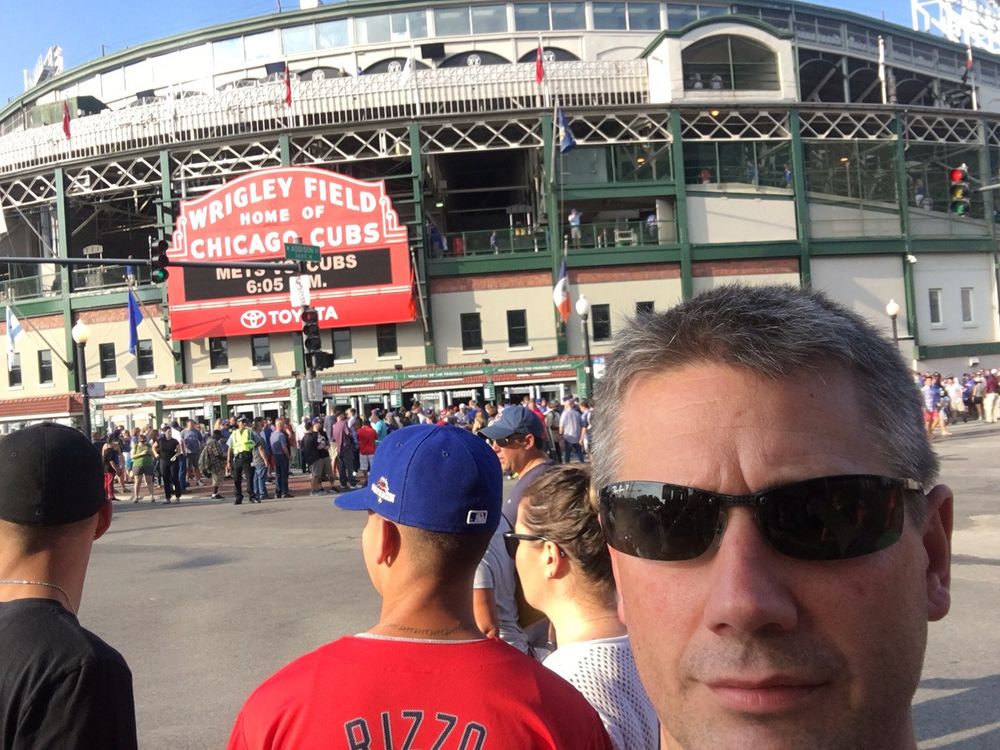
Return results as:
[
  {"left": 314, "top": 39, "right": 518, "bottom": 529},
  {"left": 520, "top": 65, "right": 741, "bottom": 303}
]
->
[
  {"left": 949, "top": 164, "right": 971, "bottom": 217},
  {"left": 301, "top": 307, "right": 321, "bottom": 353}
]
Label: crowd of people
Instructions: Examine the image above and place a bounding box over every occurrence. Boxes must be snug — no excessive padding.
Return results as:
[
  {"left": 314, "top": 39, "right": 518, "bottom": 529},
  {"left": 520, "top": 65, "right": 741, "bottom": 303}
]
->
[
  {"left": 0, "top": 283, "right": 957, "bottom": 750},
  {"left": 920, "top": 368, "right": 1000, "bottom": 438}
]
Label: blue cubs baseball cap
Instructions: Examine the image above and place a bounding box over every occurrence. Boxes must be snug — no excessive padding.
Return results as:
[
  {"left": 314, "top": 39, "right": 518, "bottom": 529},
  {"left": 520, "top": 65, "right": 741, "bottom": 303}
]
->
[
  {"left": 477, "top": 405, "right": 545, "bottom": 442},
  {"left": 334, "top": 424, "right": 501, "bottom": 535}
]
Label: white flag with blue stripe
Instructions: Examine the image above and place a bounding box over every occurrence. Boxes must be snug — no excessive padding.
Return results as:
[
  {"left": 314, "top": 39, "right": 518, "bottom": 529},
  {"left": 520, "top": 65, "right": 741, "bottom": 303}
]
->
[{"left": 6, "top": 306, "right": 22, "bottom": 371}]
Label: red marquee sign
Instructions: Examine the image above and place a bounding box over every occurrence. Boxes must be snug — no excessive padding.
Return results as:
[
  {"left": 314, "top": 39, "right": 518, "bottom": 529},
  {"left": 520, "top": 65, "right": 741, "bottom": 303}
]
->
[{"left": 165, "top": 167, "right": 415, "bottom": 341}]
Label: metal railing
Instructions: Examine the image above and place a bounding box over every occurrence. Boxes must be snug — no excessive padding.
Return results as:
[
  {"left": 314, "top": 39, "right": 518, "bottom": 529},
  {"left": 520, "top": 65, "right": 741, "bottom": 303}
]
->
[
  {"left": 567, "top": 219, "right": 676, "bottom": 249},
  {"left": 70, "top": 264, "right": 152, "bottom": 293},
  {"left": 435, "top": 227, "right": 545, "bottom": 257},
  {"left": 0, "top": 60, "right": 650, "bottom": 175}
]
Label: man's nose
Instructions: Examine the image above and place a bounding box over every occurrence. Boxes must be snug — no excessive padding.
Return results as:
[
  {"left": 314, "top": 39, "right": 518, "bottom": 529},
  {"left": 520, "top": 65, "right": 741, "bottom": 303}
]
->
[{"left": 701, "top": 508, "right": 800, "bottom": 636}]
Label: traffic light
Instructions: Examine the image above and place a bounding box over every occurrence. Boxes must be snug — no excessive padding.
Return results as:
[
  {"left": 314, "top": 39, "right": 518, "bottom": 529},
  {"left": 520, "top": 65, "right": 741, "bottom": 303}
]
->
[
  {"left": 301, "top": 307, "right": 321, "bottom": 354},
  {"left": 949, "top": 164, "right": 971, "bottom": 216},
  {"left": 151, "top": 239, "right": 170, "bottom": 283},
  {"left": 310, "top": 351, "right": 336, "bottom": 370}
]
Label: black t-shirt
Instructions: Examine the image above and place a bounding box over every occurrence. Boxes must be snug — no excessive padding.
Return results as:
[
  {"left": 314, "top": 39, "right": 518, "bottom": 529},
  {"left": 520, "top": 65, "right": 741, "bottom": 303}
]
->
[
  {"left": 299, "top": 430, "right": 330, "bottom": 464},
  {"left": 0, "top": 598, "right": 137, "bottom": 749},
  {"left": 156, "top": 436, "right": 179, "bottom": 462}
]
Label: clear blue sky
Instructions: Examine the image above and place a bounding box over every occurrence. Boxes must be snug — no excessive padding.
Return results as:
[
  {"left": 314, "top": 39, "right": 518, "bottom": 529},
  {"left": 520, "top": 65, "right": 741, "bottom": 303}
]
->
[{"left": 0, "top": 0, "right": 915, "bottom": 106}]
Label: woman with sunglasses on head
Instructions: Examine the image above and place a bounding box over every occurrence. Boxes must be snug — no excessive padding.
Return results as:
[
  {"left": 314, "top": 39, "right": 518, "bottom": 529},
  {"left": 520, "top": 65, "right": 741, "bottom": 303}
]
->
[{"left": 507, "top": 465, "right": 659, "bottom": 750}]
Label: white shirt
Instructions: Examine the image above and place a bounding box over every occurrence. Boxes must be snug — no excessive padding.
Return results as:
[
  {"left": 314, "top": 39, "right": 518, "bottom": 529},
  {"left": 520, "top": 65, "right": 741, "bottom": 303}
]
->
[
  {"left": 544, "top": 635, "right": 659, "bottom": 750},
  {"left": 473, "top": 520, "right": 529, "bottom": 654}
]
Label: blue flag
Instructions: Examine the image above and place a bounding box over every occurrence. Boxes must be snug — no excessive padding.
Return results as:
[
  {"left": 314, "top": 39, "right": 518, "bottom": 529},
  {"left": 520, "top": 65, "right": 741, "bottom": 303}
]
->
[
  {"left": 127, "top": 291, "right": 143, "bottom": 355},
  {"left": 557, "top": 108, "right": 576, "bottom": 154}
]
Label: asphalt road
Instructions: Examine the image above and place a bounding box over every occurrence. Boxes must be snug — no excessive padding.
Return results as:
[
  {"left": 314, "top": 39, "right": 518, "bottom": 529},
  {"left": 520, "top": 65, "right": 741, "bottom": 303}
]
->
[{"left": 80, "top": 424, "right": 1000, "bottom": 749}]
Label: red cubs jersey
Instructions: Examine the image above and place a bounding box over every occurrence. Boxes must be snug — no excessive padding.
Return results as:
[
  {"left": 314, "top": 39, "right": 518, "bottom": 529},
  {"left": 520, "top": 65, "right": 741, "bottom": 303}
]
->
[{"left": 228, "top": 636, "right": 613, "bottom": 750}]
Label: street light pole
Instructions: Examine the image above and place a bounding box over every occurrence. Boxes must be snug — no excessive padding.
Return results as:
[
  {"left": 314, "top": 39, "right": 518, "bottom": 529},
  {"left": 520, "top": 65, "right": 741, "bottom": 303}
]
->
[
  {"left": 575, "top": 294, "right": 593, "bottom": 398},
  {"left": 71, "top": 319, "right": 92, "bottom": 439},
  {"left": 885, "top": 298, "right": 900, "bottom": 351}
]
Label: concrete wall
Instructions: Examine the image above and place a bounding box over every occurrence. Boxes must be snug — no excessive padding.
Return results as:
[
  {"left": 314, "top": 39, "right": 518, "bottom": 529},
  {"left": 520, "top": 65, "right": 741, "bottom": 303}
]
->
[
  {"left": 808, "top": 201, "right": 901, "bottom": 238},
  {"left": 687, "top": 194, "right": 797, "bottom": 244},
  {"left": 911, "top": 253, "right": 998, "bottom": 347},
  {"left": 811, "top": 255, "right": 910, "bottom": 341}
]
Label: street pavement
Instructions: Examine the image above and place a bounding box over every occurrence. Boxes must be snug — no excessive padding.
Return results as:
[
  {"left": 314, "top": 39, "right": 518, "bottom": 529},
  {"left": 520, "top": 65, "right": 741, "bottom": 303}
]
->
[{"left": 80, "top": 424, "right": 1000, "bottom": 749}]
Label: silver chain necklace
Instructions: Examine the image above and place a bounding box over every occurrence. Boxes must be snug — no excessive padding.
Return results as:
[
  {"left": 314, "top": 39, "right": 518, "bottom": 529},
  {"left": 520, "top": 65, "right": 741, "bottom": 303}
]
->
[{"left": 0, "top": 579, "right": 72, "bottom": 607}]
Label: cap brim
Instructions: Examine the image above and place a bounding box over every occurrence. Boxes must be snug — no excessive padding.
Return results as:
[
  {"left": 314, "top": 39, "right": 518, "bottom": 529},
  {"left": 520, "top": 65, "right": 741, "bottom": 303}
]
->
[
  {"left": 334, "top": 485, "right": 374, "bottom": 512},
  {"left": 477, "top": 424, "right": 511, "bottom": 440}
]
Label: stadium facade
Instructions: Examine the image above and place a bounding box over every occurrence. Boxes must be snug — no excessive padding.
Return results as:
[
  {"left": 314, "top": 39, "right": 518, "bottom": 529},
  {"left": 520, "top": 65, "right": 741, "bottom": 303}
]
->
[{"left": 1, "top": 0, "right": 999, "bottom": 430}]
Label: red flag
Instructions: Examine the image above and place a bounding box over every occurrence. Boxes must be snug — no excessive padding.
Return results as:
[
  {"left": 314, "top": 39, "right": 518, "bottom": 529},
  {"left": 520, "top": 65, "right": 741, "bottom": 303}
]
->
[
  {"left": 535, "top": 44, "right": 544, "bottom": 84},
  {"left": 552, "top": 258, "right": 570, "bottom": 323},
  {"left": 62, "top": 101, "right": 71, "bottom": 139},
  {"left": 284, "top": 62, "right": 292, "bottom": 106}
]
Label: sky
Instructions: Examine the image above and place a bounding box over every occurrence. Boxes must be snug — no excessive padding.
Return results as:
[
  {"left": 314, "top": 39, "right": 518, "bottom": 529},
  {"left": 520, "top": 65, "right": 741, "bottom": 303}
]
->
[{"left": 0, "top": 0, "right": 916, "bottom": 106}]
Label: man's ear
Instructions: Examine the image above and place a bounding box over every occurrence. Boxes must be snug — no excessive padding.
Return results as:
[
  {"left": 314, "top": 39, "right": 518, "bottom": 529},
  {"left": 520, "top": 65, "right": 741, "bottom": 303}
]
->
[
  {"left": 923, "top": 484, "right": 953, "bottom": 622},
  {"left": 92, "top": 498, "right": 114, "bottom": 541},
  {"left": 375, "top": 517, "right": 402, "bottom": 567}
]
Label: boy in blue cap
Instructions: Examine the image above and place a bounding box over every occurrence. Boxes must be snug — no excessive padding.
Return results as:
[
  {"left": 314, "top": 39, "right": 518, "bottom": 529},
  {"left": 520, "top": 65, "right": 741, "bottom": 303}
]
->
[{"left": 229, "top": 424, "right": 611, "bottom": 750}]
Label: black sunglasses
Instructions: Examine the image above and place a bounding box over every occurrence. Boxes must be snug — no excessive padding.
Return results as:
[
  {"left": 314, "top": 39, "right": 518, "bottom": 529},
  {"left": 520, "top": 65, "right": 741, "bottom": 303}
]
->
[
  {"left": 503, "top": 531, "right": 564, "bottom": 559},
  {"left": 598, "top": 474, "right": 918, "bottom": 562},
  {"left": 491, "top": 434, "right": 525, "bottom": 448}
]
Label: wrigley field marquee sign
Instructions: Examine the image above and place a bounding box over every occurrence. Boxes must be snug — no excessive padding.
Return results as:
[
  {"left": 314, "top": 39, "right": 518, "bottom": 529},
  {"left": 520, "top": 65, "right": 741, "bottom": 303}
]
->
[{"left": 165, "top": 167, "right": 415, "bottom": 340}]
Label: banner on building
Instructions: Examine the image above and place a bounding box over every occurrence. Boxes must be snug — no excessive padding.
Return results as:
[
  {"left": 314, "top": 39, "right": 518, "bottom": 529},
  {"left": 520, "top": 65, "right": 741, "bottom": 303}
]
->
[{"left": 165, "top": 167, "right": 415, "bottom": 341}]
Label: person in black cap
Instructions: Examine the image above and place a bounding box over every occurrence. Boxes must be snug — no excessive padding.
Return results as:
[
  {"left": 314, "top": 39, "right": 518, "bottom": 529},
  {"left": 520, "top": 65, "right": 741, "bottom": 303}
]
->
[
  {"left": 0, "top": 422, "right": 137, "bottom": 748},
  {"left": 478, "top": 405, "right": 555, "bottom": 526},
  {"left": 228, "top": 424, "right": 612, "bottom": 750}
]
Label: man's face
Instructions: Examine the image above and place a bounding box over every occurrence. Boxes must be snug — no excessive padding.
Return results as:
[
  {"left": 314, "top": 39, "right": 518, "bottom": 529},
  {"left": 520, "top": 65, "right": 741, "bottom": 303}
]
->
[
  {"left": 490, "top": 433, "right": 531, "bottom": 474},
  {"left": 609, "top": 363, "right": 952, "bottom": 750}
]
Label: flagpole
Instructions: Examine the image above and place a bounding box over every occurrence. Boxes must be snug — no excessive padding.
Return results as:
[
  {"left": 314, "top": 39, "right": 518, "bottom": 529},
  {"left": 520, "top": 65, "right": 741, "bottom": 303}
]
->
[
  {"left": 968, "top": 44, "right": 979, "bottom": 111},
  {"left": 125, "top": 277, "right": 175, "bottom": 355},
  {"left": 877, "top": 36, "right": 887, "bottom": 105}
]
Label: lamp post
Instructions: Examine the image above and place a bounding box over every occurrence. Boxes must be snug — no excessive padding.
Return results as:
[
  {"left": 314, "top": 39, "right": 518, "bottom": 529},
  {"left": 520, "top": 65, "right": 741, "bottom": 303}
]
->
[
  {"left": 575, "top": 294, "right": 593, "bottom": 398},
  {"left": 71, "top": 318, "right": 92, "bottom": 439},
  {"left": 885, "top": 298, "right": 900, "bottom": 351}
]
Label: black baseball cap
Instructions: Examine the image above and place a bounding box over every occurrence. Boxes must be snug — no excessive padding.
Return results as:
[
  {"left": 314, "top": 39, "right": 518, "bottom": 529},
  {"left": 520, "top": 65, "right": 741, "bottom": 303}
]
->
[{"left": 0, "top": 423, "right": 105, "bottom": 526}]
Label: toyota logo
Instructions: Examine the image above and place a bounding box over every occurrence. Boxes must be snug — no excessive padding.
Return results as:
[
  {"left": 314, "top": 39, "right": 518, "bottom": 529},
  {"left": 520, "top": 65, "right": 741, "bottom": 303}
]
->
[{"left": 241, "top": 310, "right": 267, "bottom": 330}]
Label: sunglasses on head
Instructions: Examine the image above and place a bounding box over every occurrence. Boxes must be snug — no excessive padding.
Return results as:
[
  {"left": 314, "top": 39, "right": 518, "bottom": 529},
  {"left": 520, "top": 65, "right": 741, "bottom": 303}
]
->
[
  {"left": 598, "top": 474, "right": 918, "bottom": 562},
  {"left": 502, "top": 531, "right": 565, "bottom": 559}
]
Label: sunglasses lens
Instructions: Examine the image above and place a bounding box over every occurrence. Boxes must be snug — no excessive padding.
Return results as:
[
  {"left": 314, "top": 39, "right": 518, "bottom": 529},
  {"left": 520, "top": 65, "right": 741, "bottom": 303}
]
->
[
  {"left": 600, "top": 482, "right": 721, "bottom": 561},
  {"left": 757, "top": 476, "right": 907, "bottom": 560},
  {"left": 503, "top": 533, "right": 519, "bottom": 558}
]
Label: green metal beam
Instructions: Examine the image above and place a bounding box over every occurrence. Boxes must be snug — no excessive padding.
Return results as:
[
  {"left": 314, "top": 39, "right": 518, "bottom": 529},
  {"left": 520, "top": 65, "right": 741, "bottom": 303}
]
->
[
  {"left": 409, "top": 121, "right": 436, "bottom": 365},
  {"left": 916, "top": 341, "right": 1000, "bottom": 359},
  {"left": 158, "top": 150, "right": 185, "bottom": 384},
  {"left": 789, "top": 109, "right": 812, "bottom": 286},
  {"left": 54, "top": 169, "right": 77, "bottom": 392},
  {"left": 669, "top": 111, "right": 693, "bottom": 299},
  {"left": 559, "top": 183, "right": 677, "bottom": 200},
  {"left": 691, "top": 242, "right": 801, "bottom": 261},
  {"left": 280, "top": 135, "right": 305, "bottom": 419}
]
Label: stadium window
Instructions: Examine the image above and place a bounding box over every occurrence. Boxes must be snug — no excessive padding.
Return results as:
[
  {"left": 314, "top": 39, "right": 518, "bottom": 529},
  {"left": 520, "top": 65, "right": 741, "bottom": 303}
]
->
[
  {"left": 592, "top": 304, "right": 612, "bottom": 342},
  {"left": 681, "top": 34, "right": 780, "bottom": 91},
  {"left": 961, "top": 287, "right": 975, "bottom": 324},
  {"left": 209, "top": 337, "right": 229, "bottom": 369},
  {"left": 37, "top": 349, "right": 53, "bottom": 385},
  {"left": 667, "top": 3, "right": 699, "bottom": 28},
  {"left": 472, "top": 4, "right": 509, "bottom": 33},
  {"left": 281, "top": 25, "right": 317, "bottom": 55},
  {"left": 316, "top": 19, "right": 348, "bottom": 50},
  {"left": 434, "top": 6, "right": 472, "bottom": 36},
  {"left": 7, "top": 353, "right": 21, "bottom": 387},
  {"left": 391, "top": 10, "right": 428, "bottom": 39},
  {"left": 99, "top": 343, "right": 117, "bottom": 379},
  {"left": 356, "top": 14, "right": 391, "bottom": 44},
  {"left": 515, "top": 3, "right": 551, "bottom": 31},
  {"left": 636, "top": 301, "right": 654, "bottom": 315},
  {"left": 376, "top": 324, "right": 398, "bottom": 357},
  {"left": 627, "top": 2, "right": 661, "bottom": 30},
  {"left": 461, "top": 313, "right": 484, "bottom": 351},
  {"left": 928, "top": 289, "right": 943, "bottom": 327},
  {"left": 332, "top": 328, "right": 353, "bottom": 361},
  {"left": 137, "top": 340, "right": 154, "bottom": 377},
  {"left": 551, "top": 2, "right": 586, "bottom": 30},
  {"left": 507, "top": 310, "right": 529, "bottom": 348},
  {"left": 244, "top": 30, "right": 280, "bottom": 61},
  {"left": 212, "top": 37, "right": 245, "bottom": 68},
  {"left": 593, "top": 2, "right": 628, "bottom": 30},
  {"left": 251, "top": 335, "right": 272, "bottom": 367},
  {"left": 699, "top": 5, "right": 728, "bottom": 19}
]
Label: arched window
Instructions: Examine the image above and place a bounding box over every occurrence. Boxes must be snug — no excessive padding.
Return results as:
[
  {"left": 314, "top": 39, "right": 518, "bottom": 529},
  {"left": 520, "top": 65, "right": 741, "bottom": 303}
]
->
[{"left": 682, "top": 35, "right": 779, "bottom": 91}]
